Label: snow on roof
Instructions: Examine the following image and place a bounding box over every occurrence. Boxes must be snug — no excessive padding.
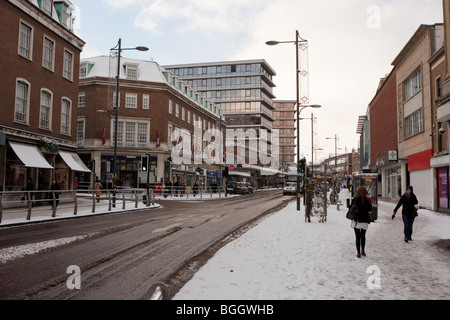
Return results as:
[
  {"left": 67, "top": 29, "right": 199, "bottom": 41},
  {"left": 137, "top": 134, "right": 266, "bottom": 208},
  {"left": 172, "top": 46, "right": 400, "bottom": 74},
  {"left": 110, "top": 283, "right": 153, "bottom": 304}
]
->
[{"left": 81, "top": 56, "right": 222, "bottom": 118}]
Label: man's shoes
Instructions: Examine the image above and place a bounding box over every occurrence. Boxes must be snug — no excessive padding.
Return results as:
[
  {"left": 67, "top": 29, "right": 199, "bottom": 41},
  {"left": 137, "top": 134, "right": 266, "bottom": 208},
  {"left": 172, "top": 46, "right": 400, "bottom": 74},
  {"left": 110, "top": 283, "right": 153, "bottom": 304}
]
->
[
  {"left": 404, "top": 238, "right": 409, "bottom": 243},
  {"left": 361, "top": 251, "right": 366, "bottom": 257},
  {"left": 356, "top": 253, "right": 361, "bottom": 258}
]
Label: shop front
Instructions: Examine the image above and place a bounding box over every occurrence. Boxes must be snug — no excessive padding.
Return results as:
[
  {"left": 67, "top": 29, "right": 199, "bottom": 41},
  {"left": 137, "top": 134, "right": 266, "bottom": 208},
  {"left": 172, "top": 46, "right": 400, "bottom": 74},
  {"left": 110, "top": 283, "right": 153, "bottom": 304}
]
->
[
  {"left": 431, "top": 154, "right": 450, "bottom": 212},
  {"left": 1, "top": 139, "right": 90, "bottom": 208}
]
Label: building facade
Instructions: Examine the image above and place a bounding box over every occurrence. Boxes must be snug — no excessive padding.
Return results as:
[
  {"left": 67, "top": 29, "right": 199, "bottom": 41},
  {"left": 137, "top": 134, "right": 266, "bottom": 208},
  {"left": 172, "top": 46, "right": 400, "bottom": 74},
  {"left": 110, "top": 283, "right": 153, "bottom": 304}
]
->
[
  {"left": 163, "top": 60, "right": 281, "bottom": 185},
  {"left": 392, "top": 24, "right": 444, "bottom": 209},
  {"left": 0, "top": 0, "right": 86, "bottom": 193},
  {"left": 78, "top": 56, "right": 224, "bottom": 189},
  {"left": 273, "top": 101, "right": 296, "bottom": 167},
  {"left": 368, "top": 70, "right": 400, "bottom": 200},
  {"left": 431, "top": 0, "right": 450, "bottom": 212}
]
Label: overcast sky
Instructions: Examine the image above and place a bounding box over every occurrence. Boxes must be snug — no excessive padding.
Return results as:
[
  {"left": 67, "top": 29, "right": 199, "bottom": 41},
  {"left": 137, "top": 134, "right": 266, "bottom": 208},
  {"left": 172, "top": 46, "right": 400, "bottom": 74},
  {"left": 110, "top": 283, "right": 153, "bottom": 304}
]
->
[{"left": 74, "top": 0, "right": 443, "bottom": 162}]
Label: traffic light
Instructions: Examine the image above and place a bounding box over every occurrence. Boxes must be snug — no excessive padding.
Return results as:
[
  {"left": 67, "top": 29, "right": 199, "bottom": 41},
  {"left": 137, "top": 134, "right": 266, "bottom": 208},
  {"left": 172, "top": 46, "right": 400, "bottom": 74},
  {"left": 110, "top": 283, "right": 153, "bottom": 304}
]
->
[
  {"left": 141, "top": 155, "right": 148, "bottom": 171},
  {"left": 222, "top": 166, "right": 229, "bottom": 178},
  {"left": 298, "top": 158, "right": 306, "bottom": 174}
]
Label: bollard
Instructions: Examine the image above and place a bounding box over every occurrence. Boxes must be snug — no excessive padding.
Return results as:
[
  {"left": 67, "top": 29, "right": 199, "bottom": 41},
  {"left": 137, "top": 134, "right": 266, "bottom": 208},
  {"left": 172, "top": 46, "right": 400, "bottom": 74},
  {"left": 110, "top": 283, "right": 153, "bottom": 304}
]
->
[
  {"left": 52, "top": 192, "right": 57, "bottom": 218},
  {"left": 148, "top": 282, "right": 169, "bottom": 300},
  {"left": 92, "top": 190, "right": 96, "bottom": 213},
  {"left": 0, "top": 192, "right": 3, "bottom": 223},
  {"left": 26, "top": 191, "right": 32, "bottom": 220},
  {"left": 73, "top": 191, "right": 78, "bottom": 216}
]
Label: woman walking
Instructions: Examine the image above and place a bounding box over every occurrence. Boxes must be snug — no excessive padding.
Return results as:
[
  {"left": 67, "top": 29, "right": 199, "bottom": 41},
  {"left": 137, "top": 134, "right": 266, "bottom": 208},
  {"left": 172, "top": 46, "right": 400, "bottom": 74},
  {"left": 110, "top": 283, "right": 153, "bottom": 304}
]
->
[
  {"left": 350, "top": 186, "right": 373, "bottom": 258},
  {"left": 392, "top": 186, "right": 419, "bottom": 243}
]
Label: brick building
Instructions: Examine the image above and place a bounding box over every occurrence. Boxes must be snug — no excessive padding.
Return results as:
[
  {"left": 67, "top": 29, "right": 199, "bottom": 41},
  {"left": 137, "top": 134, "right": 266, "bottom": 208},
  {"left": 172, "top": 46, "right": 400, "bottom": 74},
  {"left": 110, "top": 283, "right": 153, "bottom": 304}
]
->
[
  {"left": 368, "top": 70, "right": 400, "bottom": 199},
  {"left": 77, "top": 56, "right": 224, "bottom": 189},
  {"left": 0, "top": 0, "right": 86, "bottom": 193},
  {"left": 430, "top": 4, "right": 449, "bottom": 211},
  {"left": 392, "top": 24, "right": 444, "bottom": 209}
]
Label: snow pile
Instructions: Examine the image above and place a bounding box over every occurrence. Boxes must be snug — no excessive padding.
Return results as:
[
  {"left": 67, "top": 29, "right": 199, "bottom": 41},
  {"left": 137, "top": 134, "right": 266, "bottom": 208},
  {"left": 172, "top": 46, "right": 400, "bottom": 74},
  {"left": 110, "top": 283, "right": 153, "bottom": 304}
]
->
[
  {"left": 174, "top": 192, "right": 450, "bottom": 300},
  {"left": 0, "top": 235, "right": 92, "bottom": 265}
]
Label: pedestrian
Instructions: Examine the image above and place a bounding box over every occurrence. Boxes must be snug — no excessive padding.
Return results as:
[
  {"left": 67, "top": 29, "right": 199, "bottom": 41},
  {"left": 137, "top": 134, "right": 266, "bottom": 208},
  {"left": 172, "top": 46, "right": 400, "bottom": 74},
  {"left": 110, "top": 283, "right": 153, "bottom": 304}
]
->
[
  {"left": 23, "top": 178, "right": 35, "bottom": 205},
  {"left": 50, "top": 179, "right": 61, "bottom": 208},
  {"left": 350, "top": 186, "right": 373, "bottom": 258},
  {"left": 392, "top": 186, "right": 419, "bottom": 243},
  {"left": 193, "top": 181, "right": 199, "bottom": 197},
  {"left": 94, "top": 179, "right": 103, "bottom": 203}
]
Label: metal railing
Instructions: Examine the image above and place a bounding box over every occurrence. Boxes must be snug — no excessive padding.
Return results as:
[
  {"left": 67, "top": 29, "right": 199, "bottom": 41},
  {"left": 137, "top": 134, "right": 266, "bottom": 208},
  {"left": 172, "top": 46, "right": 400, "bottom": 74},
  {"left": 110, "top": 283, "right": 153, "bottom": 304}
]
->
[
  {"left": 158, "top": 185, "right": 226, "bottom": 199},
  {"left": 0, "top": 188, "right": 155, "bottom": 224}
]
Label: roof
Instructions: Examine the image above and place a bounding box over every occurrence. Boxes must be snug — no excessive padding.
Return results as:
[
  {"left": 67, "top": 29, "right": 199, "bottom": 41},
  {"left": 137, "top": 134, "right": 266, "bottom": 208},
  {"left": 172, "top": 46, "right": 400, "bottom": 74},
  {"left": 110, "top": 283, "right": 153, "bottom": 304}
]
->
[
  {"left": 392, "top": 24, "right": 444, "bottom": 66},
  {"left": 81, "top": 56, "right": 168, "bottom": 83}
]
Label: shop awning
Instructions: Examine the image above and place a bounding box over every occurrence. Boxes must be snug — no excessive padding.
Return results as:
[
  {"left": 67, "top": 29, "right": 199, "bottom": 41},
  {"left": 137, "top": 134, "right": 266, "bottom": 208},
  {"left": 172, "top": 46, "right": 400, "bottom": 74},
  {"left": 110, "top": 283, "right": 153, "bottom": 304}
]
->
[
  {"left": 9, "top": 141, "right": 54, "bottom": 169},
  {"left": 228, "top": 171, "right": 251, "bottom": 178},
  {"left": 59, "top": 151, "right": 91, "bottom": 172}
]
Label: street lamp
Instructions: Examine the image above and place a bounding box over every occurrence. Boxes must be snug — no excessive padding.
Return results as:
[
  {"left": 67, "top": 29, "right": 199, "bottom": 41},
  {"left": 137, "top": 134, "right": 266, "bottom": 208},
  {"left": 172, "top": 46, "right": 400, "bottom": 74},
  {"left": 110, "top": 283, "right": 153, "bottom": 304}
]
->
[
  {"left": 326, "top": 134, "right": 338, "bottom": 173},
  {"left": 266, "top": 31, "right": 320, "bottom": 211},
  {"left": 110, "top": 38, "right": 148, "bottom": 207}
]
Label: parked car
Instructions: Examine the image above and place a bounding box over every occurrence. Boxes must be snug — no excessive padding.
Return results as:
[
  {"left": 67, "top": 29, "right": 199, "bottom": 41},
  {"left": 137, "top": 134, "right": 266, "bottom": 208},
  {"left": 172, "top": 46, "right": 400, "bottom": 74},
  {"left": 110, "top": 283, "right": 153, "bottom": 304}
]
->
[
  {"left": 226, "top": 181, "right": 238, "bottom": 194},
  {"left": 283, "top": 182, "right": 297, "bottom": 195},
  {"left": 245, "top": 182, "right": 254, "bottom": 193},
  {"left": 236, "top": 182, "right": 249, "bottom": 194}
]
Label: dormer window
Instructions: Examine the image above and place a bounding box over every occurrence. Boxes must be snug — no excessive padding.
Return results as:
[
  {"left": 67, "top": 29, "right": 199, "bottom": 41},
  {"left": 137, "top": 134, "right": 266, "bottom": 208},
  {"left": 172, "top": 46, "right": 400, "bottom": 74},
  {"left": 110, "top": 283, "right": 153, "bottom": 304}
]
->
[
  {"left": 125, "top": 63, "right": 139, "bottom": 80},
  {"left": 54, "top": 1, "right": 74, "bottom": 30},
  {"left": 41, "top": 0, "right": 53, "bottom": 16},
  {"left": 79, "top": 61, "right": 94, "bottom": 78}
]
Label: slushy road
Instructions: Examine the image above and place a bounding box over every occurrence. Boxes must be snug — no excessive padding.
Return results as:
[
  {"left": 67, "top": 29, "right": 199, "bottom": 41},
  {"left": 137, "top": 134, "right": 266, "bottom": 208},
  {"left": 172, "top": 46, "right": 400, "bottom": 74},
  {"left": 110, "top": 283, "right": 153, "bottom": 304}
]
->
[{"left": 0, "top": 189, "right": 291, "bottom": 300}]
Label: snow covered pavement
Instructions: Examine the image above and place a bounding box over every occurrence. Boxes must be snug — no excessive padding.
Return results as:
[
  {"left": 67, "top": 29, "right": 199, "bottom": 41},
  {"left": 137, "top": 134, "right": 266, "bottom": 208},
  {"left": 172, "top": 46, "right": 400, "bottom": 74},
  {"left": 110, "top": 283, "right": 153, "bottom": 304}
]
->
[{"left": 174, "top": 191, "right": 450, "bottom": 300}]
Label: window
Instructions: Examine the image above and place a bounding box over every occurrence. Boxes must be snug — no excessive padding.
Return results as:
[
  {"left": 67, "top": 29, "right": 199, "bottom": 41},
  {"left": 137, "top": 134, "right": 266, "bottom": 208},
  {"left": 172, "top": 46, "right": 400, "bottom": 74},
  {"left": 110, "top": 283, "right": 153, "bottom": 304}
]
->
[
  {"left": 63, "top": 49, "right": 73, "bottom": 80},
  {"left": 126, "top": 64, "right": 138, "bottom": 80},
  {"left": 168, "top": 124, "right": 173, "bottom": 147},
  {"left": 61, "top": 98, "right": 71, "bottom": 135},
  {"left": 436, "top": 77, "right": 442, "bottom": 99},
  {"left": 80, "top": 63, "right": 87, "bottom": 78},
  {"left": 143, "top": 94, "right": 150, "bottom": 110},
  {"left": 137, "top": 123, "right": 148, "bottom": 147},
  {"left": 113, "top": 92, "right": 121, "bottom": 108},
  {"left": 404, "top": 69, "right": 422, "bottom": 101},
  {"left": 182, "top": 107, "right": 186, "bottom": 121},
  {"left": 113, "top": 121, "right": 149, "bottom": 148},
  {"left": 125, "top": 122, "right": 136, "bottom": 147},
  {"left": 40, "top": 90, "right": 52, "bottom": 129},
  {"left": 405, "top": 109, "right": 423, "bottom": 138},
  {"left": 187, "top": 110, "right": 191, "bottom": 124},
  {"left": 125, "top": 93, "right": 138, "bottom": 109},
  {"left": 41, "top": 0, "right": 53, "bottom": 16},
  {"left": 169, "top": 100, "right": 173, "bottom": 114},
  {"left": 61, "top": 2, "right": 72, "bottom": 29},
  {"left": 19, "top": 22, "right": 33, "bottom": 59},
  {"left": 176, "top": 104, "right": 180, "bottom": 117},
  {"left": 78, "top": 92, "right": 86, "bottom": 107},
  {"left": 15, "top": 79, "right": 30, "bottom": 124},
  {"left": 43, "top": 36, "right": 54, "bottom": 71},
  {"left": 77, "top": 119, "right": 85, "bottom": 145}
]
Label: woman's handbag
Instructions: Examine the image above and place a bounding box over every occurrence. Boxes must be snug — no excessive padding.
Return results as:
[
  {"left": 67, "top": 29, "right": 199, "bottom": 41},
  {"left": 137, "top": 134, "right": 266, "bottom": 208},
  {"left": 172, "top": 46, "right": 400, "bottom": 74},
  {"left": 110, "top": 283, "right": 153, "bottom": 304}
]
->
[{"left": 346, "top": 204, "right": 358, "bottom": 220}]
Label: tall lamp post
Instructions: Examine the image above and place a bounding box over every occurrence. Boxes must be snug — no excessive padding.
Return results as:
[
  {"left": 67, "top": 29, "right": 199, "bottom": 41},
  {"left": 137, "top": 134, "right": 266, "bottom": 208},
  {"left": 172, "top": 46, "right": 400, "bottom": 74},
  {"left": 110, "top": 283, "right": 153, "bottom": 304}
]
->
[
  {"left": 110, "top": 39, "right": 148, "bottom": 206},
  {"left": 266, "top": 31, "right": 321, "bottom": 211},
  {"left": 326, "top": 134, "right": 338, "bottom": 173}
]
